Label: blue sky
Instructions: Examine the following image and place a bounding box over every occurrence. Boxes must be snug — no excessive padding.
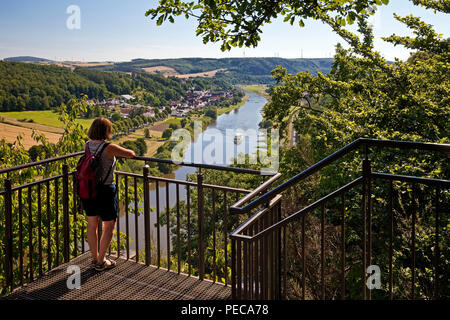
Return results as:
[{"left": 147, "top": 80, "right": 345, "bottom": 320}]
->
[{"left": 0, "top": 0, "right": 448, "bottom": 62}]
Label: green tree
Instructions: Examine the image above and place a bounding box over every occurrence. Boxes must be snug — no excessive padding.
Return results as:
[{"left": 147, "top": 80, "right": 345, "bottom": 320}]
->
[
  {"left": 169, "top": 123, "right": 180, "bottom": 130},
  {"left": 146, "top": 0, "right": 449, "bottom": 299},
  {"left": 258, "top": 1, "right": 449, "bottom": 299},
  {"left": 146, "top": 0, "right": 389, "bottom": 51},
  {"left": 162, "top": 128, "right": 173, "bottom": 139},
  {"left": 204, "top": 107, "right": 218, "bottom": 119},
  {"left": 111, "top": 112, "right": 122, "bottom": 122},
  {"left": 144, "top": 128, "right": 151, "bottom": 138}
]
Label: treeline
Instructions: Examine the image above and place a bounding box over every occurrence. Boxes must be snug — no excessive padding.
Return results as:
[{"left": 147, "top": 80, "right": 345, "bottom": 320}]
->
[
  {"left": 91, "top": 57, "right": 334, "bottom": 84},
  {"left": 0, "top": 61, "right": 234, "bottom": 112},
  {"left": 0, "top": 62, "right": 109, "bottom": 111}
]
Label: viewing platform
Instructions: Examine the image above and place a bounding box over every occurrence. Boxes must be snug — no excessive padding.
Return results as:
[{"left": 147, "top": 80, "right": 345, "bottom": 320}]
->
[
  {"left": 3, "top": 252, "right": 230, "bottom": 300},
  {"left": 1, "top": 138, "right": 448, "bottom": 300}
]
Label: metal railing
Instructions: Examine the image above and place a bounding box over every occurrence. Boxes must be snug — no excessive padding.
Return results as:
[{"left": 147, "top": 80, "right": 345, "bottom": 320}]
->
[
  {"left": 0, "top": 152, "right": 272, "bottom": 294},
  {"left": 1, "top": 138, "right": 448, "bottom": 300},
  {"left": 230, "top": 138, "right": 449, "bottom": 300}
]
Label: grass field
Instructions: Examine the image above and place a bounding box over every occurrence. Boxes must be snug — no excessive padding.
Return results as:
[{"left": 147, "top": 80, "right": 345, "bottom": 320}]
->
[
  {"left": 238, "top": 84, "right": 270, "bottom": 99},
  {"left": 164, "top": 118, "right": 182, "bottom": 126},
  {"left": 0, "top": 110, "right": 94, "bottom": 129}
]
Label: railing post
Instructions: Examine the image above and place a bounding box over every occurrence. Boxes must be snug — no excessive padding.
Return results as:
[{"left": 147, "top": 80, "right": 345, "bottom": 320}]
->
[
  {"left": 361, "top": 145, "right": 371, "bottom": 300},
  {"left": 4, "top": 178, "right": 14, "bottom": 291},
  {"left": 143, "top": 165, "right": 151, "bottom": 266},
  {"left": 197, "top": 170, "right": 205, "bottom": 280},
  {"left": 277, "top": 200, "right": 282, "bottom": 300},
  {"left": 231, "top": 238, "right": 237, "bottom": 299},
  {"left": 62, "top": 163, "right": 70, "bottom": 263}
]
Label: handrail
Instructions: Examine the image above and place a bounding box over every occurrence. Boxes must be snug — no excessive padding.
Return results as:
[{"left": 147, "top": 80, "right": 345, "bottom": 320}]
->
[
  {"left": 230, "top": 177, "right": 363, "bottom": 241},
  {"left": 229, "top": 138, "right": 450, "bottom": 215},
  {"left": 231, "top": 194, "right": 283, "bottom": 239},
  {"left": 230, "top": 172, "right": 282, "bottom": 213},
  {"left": 229, "top": 139, "right": 361, "bottom": 214},
  {"left": 114, "top": 170, "right": 252, "bottom": 193},
  {"left": 0, "top": 151, "right": 84, "bottom": 175},
  {"left": 359, "top": 138, "right": 450, "bottom": 152},
  {"left": 133, "top": 155, "right": 270, "bottom": 175},
  {"left": 0, "top": 151, "right": 269, "bottom": 176},
  {"left": 371, "top": 172, "right": 450, "bottom": 188}
]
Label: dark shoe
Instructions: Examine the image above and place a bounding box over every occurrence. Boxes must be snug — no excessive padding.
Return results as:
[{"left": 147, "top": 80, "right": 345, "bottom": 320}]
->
[
  {"left": 90, "top": 260, "right": 98, "bottom": 269},
  {"left": 95, "top": 259, "right": 116, "bottom": 271}
]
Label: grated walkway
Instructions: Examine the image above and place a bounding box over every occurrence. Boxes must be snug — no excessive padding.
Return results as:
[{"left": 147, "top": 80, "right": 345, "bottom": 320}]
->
[{"left": 2, "top": 253, "right": 231, "bottom": 300}]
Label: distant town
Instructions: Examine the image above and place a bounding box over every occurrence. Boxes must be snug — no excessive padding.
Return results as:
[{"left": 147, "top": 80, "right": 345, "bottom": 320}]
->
[{"left": 87, "top": 88, "right": 236, "bottom": 119}]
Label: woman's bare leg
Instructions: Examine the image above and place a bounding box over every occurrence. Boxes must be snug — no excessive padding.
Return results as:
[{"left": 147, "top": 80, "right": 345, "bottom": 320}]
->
[
  {"left": 98, "top": 219, "right": 116, "bottom": 264},
  {"left": 87, "top": 216, "right": 99, "bottom": 262}
]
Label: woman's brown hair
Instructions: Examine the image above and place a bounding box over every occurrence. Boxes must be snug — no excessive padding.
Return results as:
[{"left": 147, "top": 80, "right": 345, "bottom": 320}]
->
[{"left": 88, "top": 117, "right": 113, "bottom": 140}]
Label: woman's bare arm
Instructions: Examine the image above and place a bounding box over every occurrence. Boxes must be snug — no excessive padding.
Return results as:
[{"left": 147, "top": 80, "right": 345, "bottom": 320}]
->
[{"left": 105, "top": 143, "right": 135, "bottom": 159}]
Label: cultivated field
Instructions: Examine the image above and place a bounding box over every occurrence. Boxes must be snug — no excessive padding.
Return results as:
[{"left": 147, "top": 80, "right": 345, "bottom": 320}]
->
[
  {"left": 70, "top": 62, "right": 114, "bottom": 68},
  {"left": 142, "top": 66, "right": 179, "bottom": 76},
  {"left": 0, "top": 122, "right": 61, "bottom": 149},
  {"left": 148, "top": 122, "right": 169, "bottom": 137},
  {"left": 142, "top": 65, "right": 227, "bottom": 79},
  {"left": 0, "top": 110, "right": 95, "bottom": 150},
  {"left": 174, "top": 68, "right": 227, "bottom": 79}
]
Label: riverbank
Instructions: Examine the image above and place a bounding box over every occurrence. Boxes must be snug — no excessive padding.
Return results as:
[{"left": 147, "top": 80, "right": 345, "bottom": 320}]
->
[
  {"left": 217, "top": 93, "right": 249, "bottom": 116},
  {"left": 237, "top": 84, "right": 270, "bottom": 100}
]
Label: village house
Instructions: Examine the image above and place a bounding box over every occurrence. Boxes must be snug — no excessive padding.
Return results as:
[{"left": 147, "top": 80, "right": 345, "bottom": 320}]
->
[
  {"left": 143, "top": 106, "right": 155, "bottom": 118},
  {"left": 121, "top": 94, "right": 135, "bottom": 101},
  {"left": 120, "top": 106, "right": 133, "bottom": 118}
]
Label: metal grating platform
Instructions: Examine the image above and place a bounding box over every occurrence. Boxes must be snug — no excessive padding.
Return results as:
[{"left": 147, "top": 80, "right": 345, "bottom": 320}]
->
[{"left": 2, "top": 253, "right": 231, "bottom": 300}]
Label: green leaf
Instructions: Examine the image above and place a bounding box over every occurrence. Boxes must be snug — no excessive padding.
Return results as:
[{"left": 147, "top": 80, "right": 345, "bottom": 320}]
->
[{"left": 156, "top": 15, "right": 164, "bottom": 26}]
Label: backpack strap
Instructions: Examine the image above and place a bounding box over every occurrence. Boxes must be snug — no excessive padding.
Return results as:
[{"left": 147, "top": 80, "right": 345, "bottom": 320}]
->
[
  {"left": 96, "top": 142, "right": 113, "bottom": 185},
  {"left": 85, "top": 141, "right": 92, "bottom": 156},
  {"left": 95, "top": 141, "right": 110, "bottom": 158}
]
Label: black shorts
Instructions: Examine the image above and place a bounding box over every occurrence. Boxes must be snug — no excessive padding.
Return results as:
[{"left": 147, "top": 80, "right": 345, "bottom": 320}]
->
[{"left": 81, "top": 184, "right": 118, "bottom": 221}]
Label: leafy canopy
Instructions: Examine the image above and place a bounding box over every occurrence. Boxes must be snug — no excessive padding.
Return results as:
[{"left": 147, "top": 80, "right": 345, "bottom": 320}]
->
[{"left": 146, "top": 0, "right": 389, "bottom": 51}]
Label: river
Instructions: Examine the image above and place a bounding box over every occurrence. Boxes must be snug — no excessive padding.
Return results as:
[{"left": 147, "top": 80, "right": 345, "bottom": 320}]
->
[{"left": 117, "top": 91, "right": 267, "bottom": 256}]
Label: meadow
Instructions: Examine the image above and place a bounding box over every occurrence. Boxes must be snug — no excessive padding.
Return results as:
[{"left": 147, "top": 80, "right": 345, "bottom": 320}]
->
[{"left": 0, "top": 110, "right": 94, "bottom": 129}]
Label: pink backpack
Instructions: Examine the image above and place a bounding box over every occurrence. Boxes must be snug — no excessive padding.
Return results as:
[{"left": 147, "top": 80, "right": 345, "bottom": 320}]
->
[{"left": 75, "top": 142, "right": 111, "bottom": 199}]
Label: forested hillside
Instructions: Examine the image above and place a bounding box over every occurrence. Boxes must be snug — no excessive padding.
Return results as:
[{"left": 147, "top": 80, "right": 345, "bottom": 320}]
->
[
  {"left": 0, "top": 61, "right": 233, "bottom": 111},
  {"left": 90, "top": 57, "right": 334, "bottom": 84}
]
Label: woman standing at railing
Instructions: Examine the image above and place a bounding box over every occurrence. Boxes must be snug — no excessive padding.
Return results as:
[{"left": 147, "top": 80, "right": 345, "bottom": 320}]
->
[{"left": 81, "top": 117, "right": 135, "bottom": 271}]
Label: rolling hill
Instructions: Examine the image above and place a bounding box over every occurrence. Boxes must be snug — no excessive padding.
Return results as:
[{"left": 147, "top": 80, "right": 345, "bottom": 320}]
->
[
  {"left": 3, "top": 56, "right": 54, "bottom": 63},
  {"left": 90, "top": 57, "right": 334, "bottom": 84},
  {"left": 0, "top": 61, "right": 233, "bottom": 112}
]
